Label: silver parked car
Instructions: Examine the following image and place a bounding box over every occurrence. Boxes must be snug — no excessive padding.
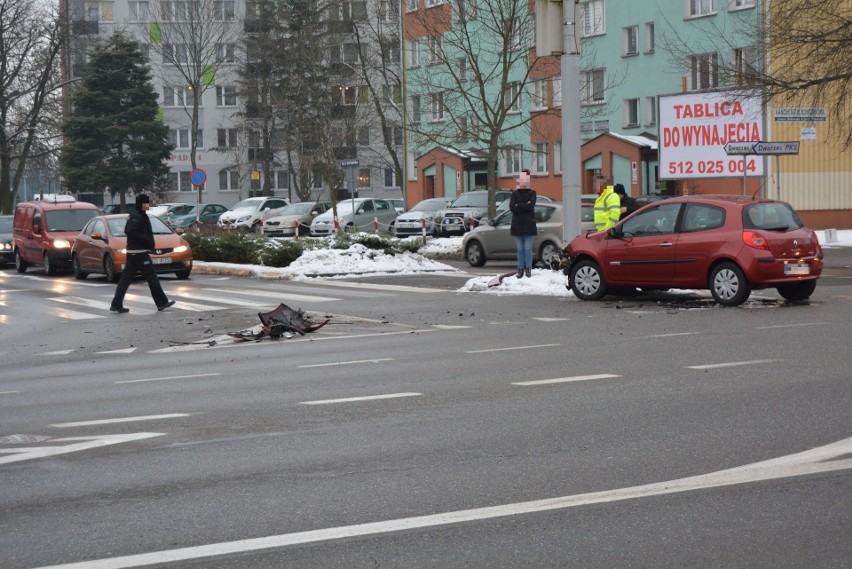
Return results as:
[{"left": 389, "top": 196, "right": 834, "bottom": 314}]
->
[
  {"left": 461, "top": 202, "right": 565, "bottom": 267},
  {"left": 261, "top": 201, "right": 331, "bottom": 237},
  {"left": 393, "top": 197, "right": 453, "bottom": 237},
  {"left": 310, "top": 198, "right": 398, "bottom": 236}
]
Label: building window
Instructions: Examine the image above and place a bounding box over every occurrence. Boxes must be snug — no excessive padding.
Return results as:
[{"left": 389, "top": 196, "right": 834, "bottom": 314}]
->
[
  {"left": 272, "top": 170, "right": 289, "bottom": 190},
  {"left": 128, "top": 1, "right": 149, "bottom": 20},
  {"left": 504, "top": 82, "right": 521, "bottom": 113},
  {"left": 163, "top": 43, "right": 188, "bottom": 64},
  {"left": 688, "top": 52, "right": 718, "bottom": 90},
  {"left": 429, "top": 92, "right": 444, "bottom": 121},
  {"left": 687, "top": 0, "right": 716, "bottom": 18},
  {"left": 378, "top": 0, "right": 398, "bottom": 22},
  {"left": 455, "top": 0, "right": 477, "bottom": 20},
  {"left": 163, "top": 86, "right": 192, "bottom": 107},
  {"left": 410, "top": 95, "right": 421, "bottom": 124},
  {"left": 533, "top": 143, "right": 548, "bottom": 175},
  {"left": 384, "top": 126, "right": 403, "bottom": 146},
  {"left": 581, "top": 0, "right": 605, "bottom": 37},
  {"left": 729, "top": 0, "right": 755, "bottom": 9},
  {"left": 623, "top": 26, "right": 638, "bottom": 56},
  {"left": 503, "top": 147, "right": 523, "bottom": 175},
  {"left": 644, "top": 96, "right": 656, "bottom": 126},
  {"left": 530, "top": 79, "right": 547, "bottom": 111},
  {"left": 215, "top": 43, "right": 236, "bottom": 63},
  {"left": 169, "top": 129, "right": 203, "bottom": 149},
  {"left": 358, "top": 168, "right": 371, "bottom": 188},
  {"left": 384, "top": 168, "right": 397, "bottom": 188},
  {"left": 383, "top": 85, "right": 402, "bottom": 104},
  {"left": 405, "top": 0, "right": 417, "bottom": 12},
  {"left": 219, "top": 169, "right": 240, "bottom": 191},
  {"left": 554, "top": 141, "right": 562, "bottom": 174},
  {"left": 216, "top": 85, "right": 238, "bottom": 106},
  {"left": 217, "top": 128, "right": 238, "bottom": 148},
  {"left": 644, "top": 22, "right": 655, "bottom": 53},
  {"left": 358, "top": 127, "right": 370, "bottom": 146},
  {"left": 425, "top": 0, "right": 445, "bottom": 6},
  {"left": 580, "top": 120, "right": 610, "bottom": 140},
  {"left": 406, "top": 39, "right": 420, "bottom": 68},
  {"left": 733, "top": 46, "right": 756, "bottom": 86},
  {"left": 456, "top": 57, "right": 469, "bottom": 81},
  {"left": 504, "top": 17, "right": 521, "bottom": 52},
  {"left": 553, "top": 75, "right": 561, "bottom": 107},
  {"left": 624, "top": 98, "right": 639, "bottom": 127},
  {"left": 427, "top": 34, "right": 444, "bottom": 64},
  {"left": 213, "top": 1, "right": 235, "bottom": 21},
  {"left": 85, "top": 1, "right": 114, "bottom": 21},
  {"left": 581, "top": 69, "right": 605, "bottom": 104}
]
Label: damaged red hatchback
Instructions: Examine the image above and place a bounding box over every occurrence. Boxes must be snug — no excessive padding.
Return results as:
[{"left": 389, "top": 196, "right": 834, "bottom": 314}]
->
[{"left": 564, "top": 195, "right": 823, "bottom": 306}]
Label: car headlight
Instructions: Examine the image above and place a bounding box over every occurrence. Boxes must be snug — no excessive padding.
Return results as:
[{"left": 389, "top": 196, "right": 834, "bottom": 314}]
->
[
  {"left": 173, "top": 245, "right": 188, "bottom": 253},
  {"left": 470, "top": 210, "right": 481, "bottom": 219},
  {"left": 237, "top": 215, "right": 251, "bottom": 223},
  {"left": 1, "top": 242, "right": 11, "bottom": 251},
  {"left": 53, "top": 239, "right": 71, "bottom": 249},
  {"left": 116, "top": 248, "right": 127, "bottom": 254}
]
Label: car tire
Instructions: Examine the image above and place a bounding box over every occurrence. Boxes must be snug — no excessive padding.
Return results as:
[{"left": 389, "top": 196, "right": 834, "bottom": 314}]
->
[
  {"left": 776, "top": 280, "right": 817, "bottom": 301},
  {"left": 709, "top": 261, "right": 751, "bottom": 306},
  {"left": 538, "top": 241, "right": 560, "bottom": 267},
  {"left": 465, "top": 240, "right": 486, "bottom": 267},
  {"left": 570, "top": 259, "right": 607, "bottom": 300},
  {"left": 14, "top": 249, "right": 28, "bottom": 273},
  {"left": 104, "top": 255, "right": 120, "bottom": 283},
  {"left": 175, "top": 269, "right": 191, "bottom": 279},
  {"left": 43, "top": 252, "right": 58, "bottom": 276},
  {"left": 72, "top": 254, "right": 88, "bottom": 280}
]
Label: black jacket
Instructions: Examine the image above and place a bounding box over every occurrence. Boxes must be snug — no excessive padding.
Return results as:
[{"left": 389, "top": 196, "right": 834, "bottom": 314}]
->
[
  {"left": 509, "top": 187, "right": 538, "bottom": 236},
  {"left": 124, "top": 211, "right": 155, "bottom": 251}
]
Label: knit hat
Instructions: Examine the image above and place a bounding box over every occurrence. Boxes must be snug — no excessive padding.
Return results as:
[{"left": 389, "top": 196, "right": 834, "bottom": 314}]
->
[
  {"left": 613, "top": 184, "right": 626, "bottom": 195},
  {"left": 135, "top": 194, "right": 150, "bottom": 206}
]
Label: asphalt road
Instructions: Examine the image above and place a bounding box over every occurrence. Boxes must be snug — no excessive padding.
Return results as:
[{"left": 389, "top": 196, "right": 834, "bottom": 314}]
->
[{"left": 0, "top": 250, "right": 850, "bottom": 568}]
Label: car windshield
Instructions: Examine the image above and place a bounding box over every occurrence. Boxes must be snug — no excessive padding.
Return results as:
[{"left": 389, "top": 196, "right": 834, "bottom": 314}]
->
[
  {"left": 169, "top": 204, "right": 195, "bottom": 216},
  {"left": 0, "top": 216, "right": 12, "bottom": 232},
  {"left": 43, "top": 209, "right": 97, "bottom": 232},
  {"left": 274, "top": 202, "right": 315, "bottom": 216},
  {"left": 450, "top": 193, "right": 489, "bottom": 208},
  {"left": 108, "top": 216, "right": 173, "bottom": 236},
  {"left": 411, "top": 199, "right": 449, "bottom": 212},
  {"left": 231, "top": 198, "right": 263, "bottom": 210},
  {"left": 743, "top": 202, "right": 803, "bottom": 232}
]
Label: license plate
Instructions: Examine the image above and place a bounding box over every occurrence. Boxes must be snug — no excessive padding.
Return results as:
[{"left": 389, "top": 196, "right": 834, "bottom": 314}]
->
[
  {"left": 152, "top": 257, "right": 171, "bottom": 265},
  {"left": 784, "top": 263, "right": 809, "bottom": 275}
]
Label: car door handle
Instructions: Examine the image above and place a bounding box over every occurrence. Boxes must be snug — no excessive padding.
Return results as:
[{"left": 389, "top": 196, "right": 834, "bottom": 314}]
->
[{"left": 659, "top": 242, "right": 674, "bottom": 247}]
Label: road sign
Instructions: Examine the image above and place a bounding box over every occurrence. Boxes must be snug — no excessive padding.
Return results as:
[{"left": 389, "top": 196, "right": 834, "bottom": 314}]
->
[
  {"left": 723, "top": 142, "right": 756, "bottom": 156},
  {"left": 339, "top": 159, "right": 359, "bottom": 168},
  {"left": 189, "top": 168, "right": 207, "bottom": 186},
  {"left": 774, "top": 107, "right": 826, "bottom": 122},
  {"left": 752, "top": 141, "right": 800, "bottom": 155}
]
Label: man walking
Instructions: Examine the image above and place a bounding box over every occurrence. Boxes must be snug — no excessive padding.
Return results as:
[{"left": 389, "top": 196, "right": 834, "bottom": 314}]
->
[{"left": 110, "top": 194, "right": 176, "bottom": 313}]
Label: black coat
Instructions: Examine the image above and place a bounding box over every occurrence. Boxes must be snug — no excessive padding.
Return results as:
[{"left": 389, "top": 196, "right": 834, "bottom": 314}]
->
[
  {"left": 124, "top": 211, "right": 155, "bottom": 251},
  {"left": 509, "top": 188, "right": 537, "bottom": 236}
]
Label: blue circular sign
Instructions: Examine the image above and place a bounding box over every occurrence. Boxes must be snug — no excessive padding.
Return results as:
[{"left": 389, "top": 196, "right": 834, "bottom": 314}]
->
[{"left": 190, "top": 168, "right": 207, "bottom": 186}]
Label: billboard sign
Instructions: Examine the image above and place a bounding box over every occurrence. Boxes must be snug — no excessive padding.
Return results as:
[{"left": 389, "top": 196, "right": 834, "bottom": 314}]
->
[{"left": 659, "top": 91, "right": 764, "bottom": 179}]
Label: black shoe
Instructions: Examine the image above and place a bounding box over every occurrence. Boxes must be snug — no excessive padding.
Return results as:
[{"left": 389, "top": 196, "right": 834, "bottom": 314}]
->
[
  {"left": 110, "top": 306, "right": 129, "bottom": 314},
  {"left": 157, "top": 300, "right": 176, "bottom": 311},
  {"left": 517, "top": 268, "right": 524, "bottom": 278},
  {"left": 524, "top": 267, "right": 532, "bottom": 278}
]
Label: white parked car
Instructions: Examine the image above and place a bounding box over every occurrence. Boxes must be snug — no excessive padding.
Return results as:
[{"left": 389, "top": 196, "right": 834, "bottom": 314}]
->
[
  {"left": 217, "top": 197, "right": 290, "bottom": 231},
  {"left": 310, "top": 198, "right": 398, "bottom": 236}
]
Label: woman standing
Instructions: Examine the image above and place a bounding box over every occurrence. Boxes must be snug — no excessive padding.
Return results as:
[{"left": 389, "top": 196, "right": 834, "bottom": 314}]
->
[{"left": 509, "top": 169, "right": 537, "bottom": 278}]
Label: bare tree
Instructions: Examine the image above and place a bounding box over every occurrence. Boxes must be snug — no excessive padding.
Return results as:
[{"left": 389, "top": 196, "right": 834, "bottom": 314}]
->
[
  {"left": 406, "top": 0, "right": 560, "bottom": 218},
  {"left": 139, "top": 0, "right": 239, "bottom": 207},
  {"left": 0, "top": 0, "right": 64, "bottom": 213},
  {"left": 660, "top": 0, "right": 852, "bottom": 148}
]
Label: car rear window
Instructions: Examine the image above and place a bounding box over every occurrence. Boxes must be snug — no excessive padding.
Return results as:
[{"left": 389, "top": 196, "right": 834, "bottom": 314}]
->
[{"left": 743, "top": 202, "right": 803, "bottom": 232}]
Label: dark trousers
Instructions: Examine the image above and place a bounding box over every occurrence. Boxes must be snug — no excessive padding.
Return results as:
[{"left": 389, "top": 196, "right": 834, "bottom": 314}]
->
[{"left": 111, "top": 252, "right": 169, "bottom": 308}]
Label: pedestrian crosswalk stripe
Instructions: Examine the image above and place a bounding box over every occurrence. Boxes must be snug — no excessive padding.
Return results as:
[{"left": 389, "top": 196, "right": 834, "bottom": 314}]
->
[
  {"left": 167, "top": 291, "right": 269, "bottom": 307},
  {"left": 202, "top": 287, "right": 339, "bottom": 303},
  {"left": 51, "top": 296, "right": 112, "bottom": 310},
  {"left": 51, "top": 306, "right": 104, "bottom": 320}
]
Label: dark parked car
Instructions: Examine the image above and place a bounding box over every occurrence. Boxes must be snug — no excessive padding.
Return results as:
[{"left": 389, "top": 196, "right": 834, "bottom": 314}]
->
[
  {"left": 563, "top": 195, "right": 823, "bottom": 306},
  {"left": 0, "top": 215, "right": 13, "bottom": 265}
]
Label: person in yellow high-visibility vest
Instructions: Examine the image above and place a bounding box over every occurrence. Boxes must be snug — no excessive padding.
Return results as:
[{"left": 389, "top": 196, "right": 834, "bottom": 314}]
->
[{"left": 593, "top": 183, "right": 621, "bottom": 231}]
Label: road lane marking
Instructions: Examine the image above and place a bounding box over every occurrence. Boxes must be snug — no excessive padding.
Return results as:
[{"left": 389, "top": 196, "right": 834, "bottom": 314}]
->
[
  {"left": 51, "top": 414, "right": 189, "bottom": 428},
  {"left": 203, "top": 287, "right": 340, "bottom": 303},
  {"left": 532, "top": 317, "right": 570, "bottom": 322},
  {"left": 466, "top": 343, "right": 560, "bottom": 354},
  {"left": 0, "top": 433, "right": 164, "bottom": 466},
  {"left": 637, "top": 332, "right": 700, "bottom": 339},
  {"left": 35, "top": 437, "right": 852, "bottom": 569},
  {"left": 756, "top": 322, "right": 829, "bottom": 329},
  {"left": 687, "top": 359, "right": 775, "bottom": 370},
  {"left": 513, "top": 374, "right": 622, "bottom": 386},
  {"left": 300, "top": 392, "right": 422, "bottom": 405},
  {"left": 298, "top": 358, "right": 394, "bottom": 369},
  {"left": 0, "top": 390, "right": 20, "bottom": 395},
  {"left": 36, "top": 349, "right": 74, "bottom": 355},
  {"left": 431, "top": 325, "right": 472, "bottom": 330},
  {"left": 115, "top": 373, "right": 221, "bottom": 384}
]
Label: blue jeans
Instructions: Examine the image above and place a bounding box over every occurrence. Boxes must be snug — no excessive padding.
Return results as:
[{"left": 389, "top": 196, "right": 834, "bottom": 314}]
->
[{"left": 514, "top": 235, "right": 533, "bottom": 269}]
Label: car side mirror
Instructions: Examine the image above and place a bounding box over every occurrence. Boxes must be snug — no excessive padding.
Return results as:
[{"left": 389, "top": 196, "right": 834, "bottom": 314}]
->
[
  {"left": 608, "top": 227, "right": 622, "bottom": 238},
  {"left": 311, "top": 210, "right": 318, "bottom": 215},
  {"left": 174, "top": 228, "right": 184, "bottom": 235},
  {"left": 91, "top": 231, "right": 104, "bottom": 240}
]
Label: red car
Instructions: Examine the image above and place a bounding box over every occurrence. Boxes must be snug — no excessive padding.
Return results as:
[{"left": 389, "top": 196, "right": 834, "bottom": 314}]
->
[{"left": 564, "top": 195, "right": 823, "bottom": 306}]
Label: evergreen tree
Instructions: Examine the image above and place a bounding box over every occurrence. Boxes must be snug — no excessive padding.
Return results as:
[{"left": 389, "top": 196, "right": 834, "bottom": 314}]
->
[{"left": 61, "top": 33, "right": 172, "bottom": 209}]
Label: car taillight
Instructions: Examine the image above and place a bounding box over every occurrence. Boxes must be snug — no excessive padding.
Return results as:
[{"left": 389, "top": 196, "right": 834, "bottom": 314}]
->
[{"left": 742, "top": 230, "right": 768, "bottom": 250}]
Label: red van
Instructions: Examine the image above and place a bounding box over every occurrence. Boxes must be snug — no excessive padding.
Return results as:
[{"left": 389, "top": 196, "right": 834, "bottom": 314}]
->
[{"left": 13, "top": 196, "right": 99, "bottom": 275}]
